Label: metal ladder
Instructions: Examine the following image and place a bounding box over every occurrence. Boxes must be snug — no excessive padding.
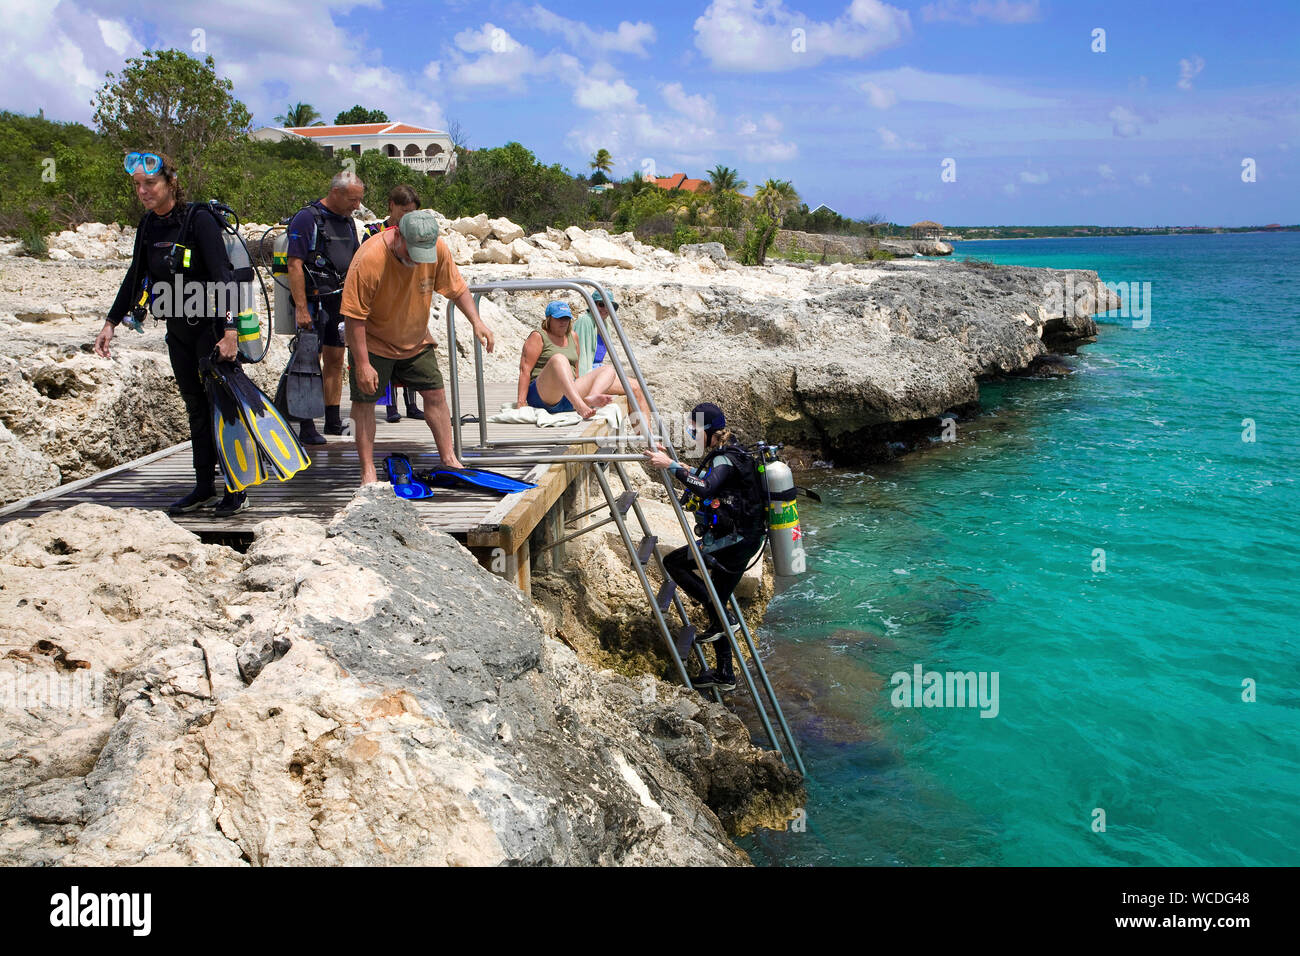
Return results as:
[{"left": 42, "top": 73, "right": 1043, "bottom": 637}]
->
[{"left": 443, "top": 278, "right": 804, "bottom": 775}]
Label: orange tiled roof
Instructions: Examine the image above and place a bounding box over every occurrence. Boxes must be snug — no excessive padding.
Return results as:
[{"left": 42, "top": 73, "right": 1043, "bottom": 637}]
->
[
  {"left": 286, "top": 122, "right": 443, "bottom": 137},
  {"left": 651, "top": 173, "right": 709, "bottom": 193}
]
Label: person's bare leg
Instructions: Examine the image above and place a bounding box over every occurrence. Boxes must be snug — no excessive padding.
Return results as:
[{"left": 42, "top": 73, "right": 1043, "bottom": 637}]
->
[
  {"left": 420, "top": 388, "right": 463, "bottom": 468},
  {"left": 585, "top": 365, "right": 650, "bottom": 424},
  {"left": 321, "top": 345, "right": 345, "bottom": 406},
  {"left": 353, "top": 401, "right": 379, "bottom": 484},
  {"left": 537, "top": 354, "right": 595, "bottom": 418}
]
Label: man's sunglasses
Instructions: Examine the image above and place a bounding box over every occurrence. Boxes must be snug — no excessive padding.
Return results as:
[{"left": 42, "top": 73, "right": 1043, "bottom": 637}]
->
[{"left": 124, "top": 152, "right": 165, "bottom": 176}]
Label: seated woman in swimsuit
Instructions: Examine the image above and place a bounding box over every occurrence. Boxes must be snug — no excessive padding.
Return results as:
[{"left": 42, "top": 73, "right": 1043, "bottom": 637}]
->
[{"left": 517, "top": 301, "right": 649, "bottom": 421}]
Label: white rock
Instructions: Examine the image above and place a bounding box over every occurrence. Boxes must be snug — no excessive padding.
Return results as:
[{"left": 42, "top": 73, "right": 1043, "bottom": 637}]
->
[
  {"left": 47, "top": 248, "right": 75, "bottom": 261},
  {"left": 508, "top": 238, "right": 534, "bottom": 263},
  {"left": 450, "top": 214, "right": 491, "bottom": 240},
  {"left": 489, "top": 217, "right": 525, "bottom": 243},
  {"left": 473, "top": 239, "right": 514, "bottom": 264},
  {"left": 76, "top": 222, "right": 111, "bottom": 238},
  {"left": 564, "top": 226, "right": 587, "bottom": 243},
  {"left": 530, "top": 236, "right": 561, "bottom": 252},
  {"left": 547, "top": 227, "right": 571, "bottom": 248},
  {"left": 569, "top": 235, "right": 638, "bottom": 270},
  {"left": 0, "top": 240, "right": 23, "bottom": 257},
  {"left": 444, "top": 231, "right": 477, "bottom": 266}
]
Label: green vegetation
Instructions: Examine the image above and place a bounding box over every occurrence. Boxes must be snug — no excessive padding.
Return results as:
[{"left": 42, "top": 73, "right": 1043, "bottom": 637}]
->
[
  {"left": 274, "top": 102, "right": 323, "bottom": 127},
  {"left": 334, "top": 105, "right": 389, "bottom": 125}
]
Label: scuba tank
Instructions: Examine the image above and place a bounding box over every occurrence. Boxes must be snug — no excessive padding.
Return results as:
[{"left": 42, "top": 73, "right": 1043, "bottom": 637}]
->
[
  {"left": 757, "top": 443, "right": 812, "bottom": 576},
  {"left": 270, "top": 228, "right": 295, "bottom": 335},
  {"left": 218, "top": 215, "right": 265, "bottom": 362}
]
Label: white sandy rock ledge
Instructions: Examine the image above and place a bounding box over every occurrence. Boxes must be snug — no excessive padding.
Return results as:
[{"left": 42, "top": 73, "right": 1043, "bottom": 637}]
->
[{"left": 0, "top": 491, "right": 803, "bottom": 865}]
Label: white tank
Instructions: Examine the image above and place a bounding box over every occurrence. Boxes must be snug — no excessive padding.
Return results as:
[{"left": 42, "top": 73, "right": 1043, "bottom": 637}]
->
[
  {"left": 224, "top": 229, "right": 265, "bottom": 362},
  {"left": 270, "top": 229, "right": 295, "bottom": 335},
  {"left": 762, "top": 458, "right": 807, "bottom": 575}
]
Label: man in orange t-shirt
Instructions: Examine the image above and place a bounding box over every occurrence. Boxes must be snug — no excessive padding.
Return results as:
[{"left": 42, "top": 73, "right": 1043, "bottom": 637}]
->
[{"left": 340, "top": 209, "right": 495, "bottom": 485}]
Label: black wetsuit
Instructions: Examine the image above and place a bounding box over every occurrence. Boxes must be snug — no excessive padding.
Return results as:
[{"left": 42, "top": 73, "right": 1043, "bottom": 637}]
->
[
  {"left": 108, "top": 204, "right": 236, "bottom": 490},
  {"left": 662, "top": 449, "right": 765, "bottom": 676}
]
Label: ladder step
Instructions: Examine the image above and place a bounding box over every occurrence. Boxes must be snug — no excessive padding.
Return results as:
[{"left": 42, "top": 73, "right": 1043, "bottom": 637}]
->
[
  {"left": 635, "top": 535, "right": 657, "bottom": 567},
  {"left": 614, "top": 490, "right": 637, "bottom": 515},
  {"left": 656, "top": 579, "right": 677, "bottom": 612},
  {"left": 674, "top": 625, "right": 697, "bottom": 661}
]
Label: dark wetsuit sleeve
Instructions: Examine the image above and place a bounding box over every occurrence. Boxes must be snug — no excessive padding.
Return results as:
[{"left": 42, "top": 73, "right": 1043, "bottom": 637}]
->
[
  {"left": 190, "top": 209, "right": 237, "bottom": 329},
  {"left": 671, "top": 458, "right": 734, "bottom": 497},
  {"left": 107, "top": 217, "right": 148, "bottom": 325}
]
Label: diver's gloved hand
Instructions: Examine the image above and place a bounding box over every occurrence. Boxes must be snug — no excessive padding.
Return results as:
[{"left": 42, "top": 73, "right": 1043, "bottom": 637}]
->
[{"left": 215, "top": 329, "right": 239, "bottom": 362}]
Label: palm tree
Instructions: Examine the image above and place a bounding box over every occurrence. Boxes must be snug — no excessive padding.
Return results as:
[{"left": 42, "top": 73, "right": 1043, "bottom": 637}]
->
[
  {"left": 707, "top": 164, "right": 747, "bottom": 193},
  {"left": 590, "top": 148, "right": 614, "bottom": 175},
  {"left": 751, "top": 178, "right": 801, "bottom": 265},
  {"left": 275, "top": 102, "right": 325, "bottom": 128}
]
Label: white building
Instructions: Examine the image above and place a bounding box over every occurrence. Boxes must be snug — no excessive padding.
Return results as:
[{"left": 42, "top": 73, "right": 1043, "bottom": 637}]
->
[{"left": 249, "top": 122, "right": 456, "bottom": 175}]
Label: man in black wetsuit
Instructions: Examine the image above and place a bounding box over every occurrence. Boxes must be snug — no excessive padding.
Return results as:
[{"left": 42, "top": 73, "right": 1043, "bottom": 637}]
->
[
  {"left": 645, "top": 402, "right": 767, "bottom": 692},
  {"left": 94, "top": 150, "right": 243, "bottom": 516}
]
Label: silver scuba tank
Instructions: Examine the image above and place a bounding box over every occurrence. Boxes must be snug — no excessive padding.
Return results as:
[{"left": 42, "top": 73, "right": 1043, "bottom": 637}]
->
[
  {"left": 270, "top": 229, "right": 295, "bottom": 335},
  {"left": 224, "top": 229, "right": 265, "bottom": 362},
  {"left": 760, "top": 454, "right": 807, "bottom": 575}
]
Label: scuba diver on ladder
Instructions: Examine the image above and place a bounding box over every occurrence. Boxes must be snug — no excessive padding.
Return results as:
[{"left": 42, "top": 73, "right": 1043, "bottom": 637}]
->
[{"left": 645, "top": 402, "right": 768, "bottom": 692}]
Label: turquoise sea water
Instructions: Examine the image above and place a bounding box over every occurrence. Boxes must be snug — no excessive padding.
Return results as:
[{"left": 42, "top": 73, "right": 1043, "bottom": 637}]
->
[{"left": 742, "top": 233, "right": 1300, "bottom": 866}]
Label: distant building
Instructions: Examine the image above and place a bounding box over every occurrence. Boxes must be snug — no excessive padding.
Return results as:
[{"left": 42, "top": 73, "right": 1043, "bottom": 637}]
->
[
  {"left": 809, "top": 203, "right": 839, "bottom": 216},
  {"left": 649, "top": 172, "right": 709, "bottom": 193},
  {"left": 249, "top": 122, "right": 456, "bottom": 176},
  {"left": 911, "top": 220, "right": 943, "bottom": 239},
  {"left": 588, "top": 183, "right": 614, "bottom": 194}
]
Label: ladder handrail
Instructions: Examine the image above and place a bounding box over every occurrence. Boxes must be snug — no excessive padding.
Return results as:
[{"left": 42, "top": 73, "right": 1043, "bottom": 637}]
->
[{"left": 443, "top": 276, "right": 804, "bottom": 774}]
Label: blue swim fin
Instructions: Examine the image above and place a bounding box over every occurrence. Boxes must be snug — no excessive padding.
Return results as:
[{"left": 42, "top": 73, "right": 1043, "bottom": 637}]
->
[
  {"left": 385, "top": 454, "right": 434, "bottom": 499},
  {"left": 416, "top": 466, "right": 536, "bottom": 495}
]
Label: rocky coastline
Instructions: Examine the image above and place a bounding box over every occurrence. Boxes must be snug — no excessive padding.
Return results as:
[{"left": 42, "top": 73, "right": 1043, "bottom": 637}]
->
[{"left": 0, "top": 217, "right": 1115, "bottom": 864}]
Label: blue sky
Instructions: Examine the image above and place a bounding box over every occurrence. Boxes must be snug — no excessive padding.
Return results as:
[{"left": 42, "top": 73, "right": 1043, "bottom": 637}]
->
[{"left": 4, "top": 0, "right": 1298, "bottom": 225}]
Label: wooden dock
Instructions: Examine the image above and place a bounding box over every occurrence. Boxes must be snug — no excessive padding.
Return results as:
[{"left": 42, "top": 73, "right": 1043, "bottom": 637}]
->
[{"left": 0, "top": 383, "right": 615, "bottom": 592}]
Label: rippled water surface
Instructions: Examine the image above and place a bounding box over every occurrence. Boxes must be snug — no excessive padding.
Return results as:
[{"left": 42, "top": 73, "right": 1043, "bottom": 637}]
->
[{"left": 742, "top": 234, "right": 1300, "bottom": 866}]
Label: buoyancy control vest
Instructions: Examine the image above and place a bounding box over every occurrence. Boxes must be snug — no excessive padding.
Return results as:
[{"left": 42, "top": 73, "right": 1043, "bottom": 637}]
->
[{"left": 682, "top": 443, "right": 768, "bottom": 539}]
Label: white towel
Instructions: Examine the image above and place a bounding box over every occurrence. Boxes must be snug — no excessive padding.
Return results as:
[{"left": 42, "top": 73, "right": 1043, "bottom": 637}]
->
[{"left": 488, "top": 402, "right": 623, "bottom": 429}]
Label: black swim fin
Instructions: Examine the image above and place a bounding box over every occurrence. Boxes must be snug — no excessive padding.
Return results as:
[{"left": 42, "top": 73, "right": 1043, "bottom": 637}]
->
[{"left": 415, "top": 466, "right": 536, "bottom": 494}]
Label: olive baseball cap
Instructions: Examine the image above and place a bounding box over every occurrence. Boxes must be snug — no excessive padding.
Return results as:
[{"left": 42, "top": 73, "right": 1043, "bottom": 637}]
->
[{"left": 397, "top": 209, "right": 440, "bottom": 263}]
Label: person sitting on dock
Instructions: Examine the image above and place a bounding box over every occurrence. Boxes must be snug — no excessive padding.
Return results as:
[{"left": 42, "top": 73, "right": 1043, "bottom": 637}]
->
[
  {"left": 645, "top": 403, "right": 766, "bottom": 692},
  {"left": 517, "top": 301, "right": 650, "bottom": 423},
  {"left": 340, "top": 208, "right": 495, "bottom": 485}
]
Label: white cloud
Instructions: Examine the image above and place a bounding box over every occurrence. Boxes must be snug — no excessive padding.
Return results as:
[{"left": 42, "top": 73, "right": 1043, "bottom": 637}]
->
[
  {"left": 745, "top": 139, "right": 799, "bottom": 162},
  {"left": 445, "top": 23, "right": 585, "bottom": 98},
  {"left": 921, "top": 0, "right": 1041, "bottom": 23},
  {"left": 1178, "top": 55, "right": 1205, "bottom": 91},
  {"left": 693, "top": 0, "right": 911, "bottom": 72},
  {"left": 524, "top": 4, "right": 656, "bottom": 57},
  {"left": 96, "top": 18, "right": 136, "bottom": 56},
  {"left": 1002, "top": 182, "right": 1017, "bottom": 195},
  {"left": 1134, "top": 172, "right": 1152, "bottom": 186},
  {"left": 574, "top": 77, "right": 639, "bottom": 111},
  {"left": 1109, "top": 105, "right": 1142, "bottom": 137},
  {"left": 423, "top": 61, "right": 441, "bottom": 82},
  {"left": 853, "top": 66, "right": 1058, "bottom": 109},
  {"left": 862, "top": 80, "right": 897, "bottom": 108},
  {"left": 12, "top": 0, "right": 453, "bottom": 130},
  {"left": 661, "top": 82, "right": 716, "bottom": 124},
  {"left": 877, "top": 126, "right": 921, "bottom": 150},
  {"left": 1019, "top": 169, "right": 1049, "bottom": 184},
  {"left": 1098, "top": 163, "right": 1114, "bottom": 179}
]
